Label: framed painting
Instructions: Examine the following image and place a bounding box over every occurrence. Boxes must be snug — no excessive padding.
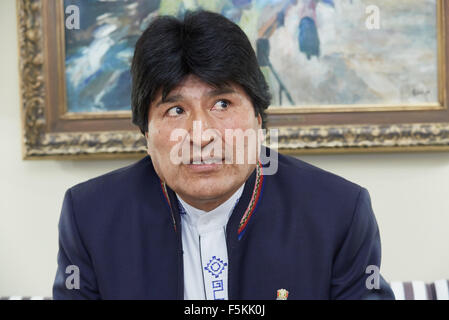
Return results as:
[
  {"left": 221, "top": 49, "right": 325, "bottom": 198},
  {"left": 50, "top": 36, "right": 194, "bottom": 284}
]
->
[{"left": 18, "top": 0, "right": 449, "bottom": 159}]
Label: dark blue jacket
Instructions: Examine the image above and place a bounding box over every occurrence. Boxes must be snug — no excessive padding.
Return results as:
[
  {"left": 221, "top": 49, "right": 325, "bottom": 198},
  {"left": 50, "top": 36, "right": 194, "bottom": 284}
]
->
[{"left": 53, "top": 149, "right": 394, "bottom": 299}]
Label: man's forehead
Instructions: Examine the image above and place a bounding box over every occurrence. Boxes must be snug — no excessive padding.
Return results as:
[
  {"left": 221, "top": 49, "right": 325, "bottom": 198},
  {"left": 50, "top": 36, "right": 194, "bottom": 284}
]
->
[
  {"left": 168, "top": 76, "right": 235, "bottom": 95},
  {"left": 156, "top": 76, "right": 242, "bottom": 104}
]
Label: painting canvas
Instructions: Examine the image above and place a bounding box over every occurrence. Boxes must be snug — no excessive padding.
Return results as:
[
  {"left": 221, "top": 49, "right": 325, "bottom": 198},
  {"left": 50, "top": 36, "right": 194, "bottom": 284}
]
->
[
  {"left": 63, "top": 0, "right": 439, "bottom": 114},
  {"left": 17, "top": 0, "right": 449, "bottom": 159},
  {"left": 263, "top": 0, "right": 438, "bottom": 107}
]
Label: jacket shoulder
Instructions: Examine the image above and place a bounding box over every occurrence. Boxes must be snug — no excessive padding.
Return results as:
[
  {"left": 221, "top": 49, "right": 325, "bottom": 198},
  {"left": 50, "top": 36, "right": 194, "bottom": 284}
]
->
[
  {"left": 275, "top": 151, "right": 362, "bottom": 194},
  {"left": 268, "top": 151, "right": 366, "bottom": 238},
  {"left": 69, "top": 156, "right": 154, "bottom": 200},
  {"left": 60, "top": 156, "right": 162, "bottom": 249}
]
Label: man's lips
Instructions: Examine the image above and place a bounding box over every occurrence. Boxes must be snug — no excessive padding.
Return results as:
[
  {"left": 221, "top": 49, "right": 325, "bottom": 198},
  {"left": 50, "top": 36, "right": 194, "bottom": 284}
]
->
[
  {"left": 184, "top": 158, "right": 225, "bottom": 172},
  {"left": 187, "top": 157, "right": 225, "bottom": 164}
]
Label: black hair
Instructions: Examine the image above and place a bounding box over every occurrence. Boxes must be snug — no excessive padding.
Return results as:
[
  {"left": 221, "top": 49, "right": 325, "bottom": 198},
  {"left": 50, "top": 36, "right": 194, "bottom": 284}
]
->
[{"left": 131, "top": 10, "right": 271, "bottom": 134}]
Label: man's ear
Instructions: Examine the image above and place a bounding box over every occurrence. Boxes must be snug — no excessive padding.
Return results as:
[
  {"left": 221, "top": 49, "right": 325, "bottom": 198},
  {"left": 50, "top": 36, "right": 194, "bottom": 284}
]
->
[
  {"left": 257, "top": 114, "right": 262, "bottom": 128},
  {"left": 256, "top": 114, "right": 265, "bottom": 145},
  {"left": 145, "top": 132, "right": 151, "bottom": 156}
]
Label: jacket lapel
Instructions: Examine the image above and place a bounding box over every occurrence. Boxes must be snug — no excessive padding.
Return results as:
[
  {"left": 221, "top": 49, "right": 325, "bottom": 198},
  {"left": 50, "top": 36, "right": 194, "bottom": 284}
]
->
[{"left": 225, "top": 162, "right": 265, "bottom": 299}]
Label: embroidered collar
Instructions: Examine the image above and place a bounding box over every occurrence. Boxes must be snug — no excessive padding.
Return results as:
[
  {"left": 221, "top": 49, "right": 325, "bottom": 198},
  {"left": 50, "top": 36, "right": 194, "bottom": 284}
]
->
[
  {"left": 176, "top": 184, "right": 244, "bottom": 234},
  {"left": 237, "top": 161, "right": 264, "bottom": 238}
]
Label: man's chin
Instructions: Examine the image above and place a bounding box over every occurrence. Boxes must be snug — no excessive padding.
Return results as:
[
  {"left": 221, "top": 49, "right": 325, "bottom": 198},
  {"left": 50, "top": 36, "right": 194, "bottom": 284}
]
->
[{"left": 175, "top": 180, "right": 235, "bottom": 203}]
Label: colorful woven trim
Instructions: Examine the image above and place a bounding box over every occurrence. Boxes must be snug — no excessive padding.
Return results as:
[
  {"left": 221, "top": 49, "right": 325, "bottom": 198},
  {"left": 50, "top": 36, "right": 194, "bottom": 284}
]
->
[
  {"left": 160, "top": 180, "right": 176, "bottom": 232},
  {"left": 160, "top": 180, "right": 171, "bottom": 208},
  {"left": 237, "top": 161, "right": 264, "bottom": 238}
]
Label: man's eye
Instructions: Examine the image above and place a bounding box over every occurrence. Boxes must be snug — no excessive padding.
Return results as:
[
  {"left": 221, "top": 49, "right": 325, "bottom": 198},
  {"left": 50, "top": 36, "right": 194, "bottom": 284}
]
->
[
  {"left": 213, "top": 99, "right": 230, "bottom": 110},
  {"left": 166, "top": 106, "right": 184, "bottom": 117}
]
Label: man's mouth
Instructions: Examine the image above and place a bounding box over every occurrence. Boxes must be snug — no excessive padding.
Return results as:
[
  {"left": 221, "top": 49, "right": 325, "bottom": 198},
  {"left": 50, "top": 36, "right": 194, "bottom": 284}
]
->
[
  {"left": 188, "top": 157, "right": 225, "bottom": 165},
  {"left": 190, "top": 160, "right": 223, "bottom": 165},
  {"left": 184, "top": 157, "right": 225, "bottom": 172}
]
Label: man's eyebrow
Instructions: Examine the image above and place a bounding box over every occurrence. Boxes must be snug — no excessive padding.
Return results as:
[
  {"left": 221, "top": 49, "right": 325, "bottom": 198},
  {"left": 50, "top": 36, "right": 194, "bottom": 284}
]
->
[
  {"left": 207, "top": 86, "right": 236, "bottom": 97},
  {"left": 155, "top": 87, "right": 236, "bottom": 107},
  {"left": 156, "top": 94, "right": 183, "bottom": 107}
]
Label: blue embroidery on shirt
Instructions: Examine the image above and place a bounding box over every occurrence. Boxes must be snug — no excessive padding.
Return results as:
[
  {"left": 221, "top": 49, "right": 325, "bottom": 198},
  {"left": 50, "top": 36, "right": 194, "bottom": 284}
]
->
[
  {"left": 212, "top": 280, "right": 224, "bottom": 300},
  {"left": 204, "top": 256, "right": 227, "bottom": 279}
]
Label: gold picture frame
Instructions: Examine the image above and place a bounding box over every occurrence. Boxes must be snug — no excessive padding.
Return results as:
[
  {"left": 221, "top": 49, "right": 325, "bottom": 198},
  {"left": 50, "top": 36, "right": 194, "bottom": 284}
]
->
[{"left": 18, "top": 0, "right": 449, "bottom": 159}]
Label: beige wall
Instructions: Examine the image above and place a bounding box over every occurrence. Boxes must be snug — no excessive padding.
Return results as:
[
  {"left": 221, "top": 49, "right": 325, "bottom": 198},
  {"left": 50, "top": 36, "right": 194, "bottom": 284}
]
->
[{"left": 1, "top": 0, "right": 448, "bottom": 296}]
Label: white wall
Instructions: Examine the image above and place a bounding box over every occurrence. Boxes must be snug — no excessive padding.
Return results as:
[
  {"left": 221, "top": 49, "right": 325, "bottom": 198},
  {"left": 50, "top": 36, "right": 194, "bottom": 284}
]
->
[{"left": 1, "top": 0, "right": 448, "bottom": 297}]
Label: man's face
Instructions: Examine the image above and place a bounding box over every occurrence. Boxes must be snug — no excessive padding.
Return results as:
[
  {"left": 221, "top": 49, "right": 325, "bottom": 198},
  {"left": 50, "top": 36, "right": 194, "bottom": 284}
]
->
[{"left": 146, "top": 75, "right": 262, "bottom": 211}]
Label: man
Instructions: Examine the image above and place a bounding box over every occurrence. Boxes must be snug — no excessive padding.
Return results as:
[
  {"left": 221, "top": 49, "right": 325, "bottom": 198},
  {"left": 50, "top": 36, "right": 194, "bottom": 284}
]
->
[{"left": 53, "top": 11, "right": 394, "bottom": 300}]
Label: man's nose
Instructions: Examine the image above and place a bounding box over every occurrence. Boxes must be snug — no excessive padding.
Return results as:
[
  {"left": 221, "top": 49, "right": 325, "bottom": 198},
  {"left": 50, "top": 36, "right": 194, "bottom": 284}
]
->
[{"left": 188, "top": 110, "right": 215, "bottom": 148}]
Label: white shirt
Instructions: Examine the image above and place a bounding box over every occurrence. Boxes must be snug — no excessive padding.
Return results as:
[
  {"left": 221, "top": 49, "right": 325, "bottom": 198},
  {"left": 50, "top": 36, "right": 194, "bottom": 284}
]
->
[{"left": 176, "top": 184, "right": 245, "bottom": 300}]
